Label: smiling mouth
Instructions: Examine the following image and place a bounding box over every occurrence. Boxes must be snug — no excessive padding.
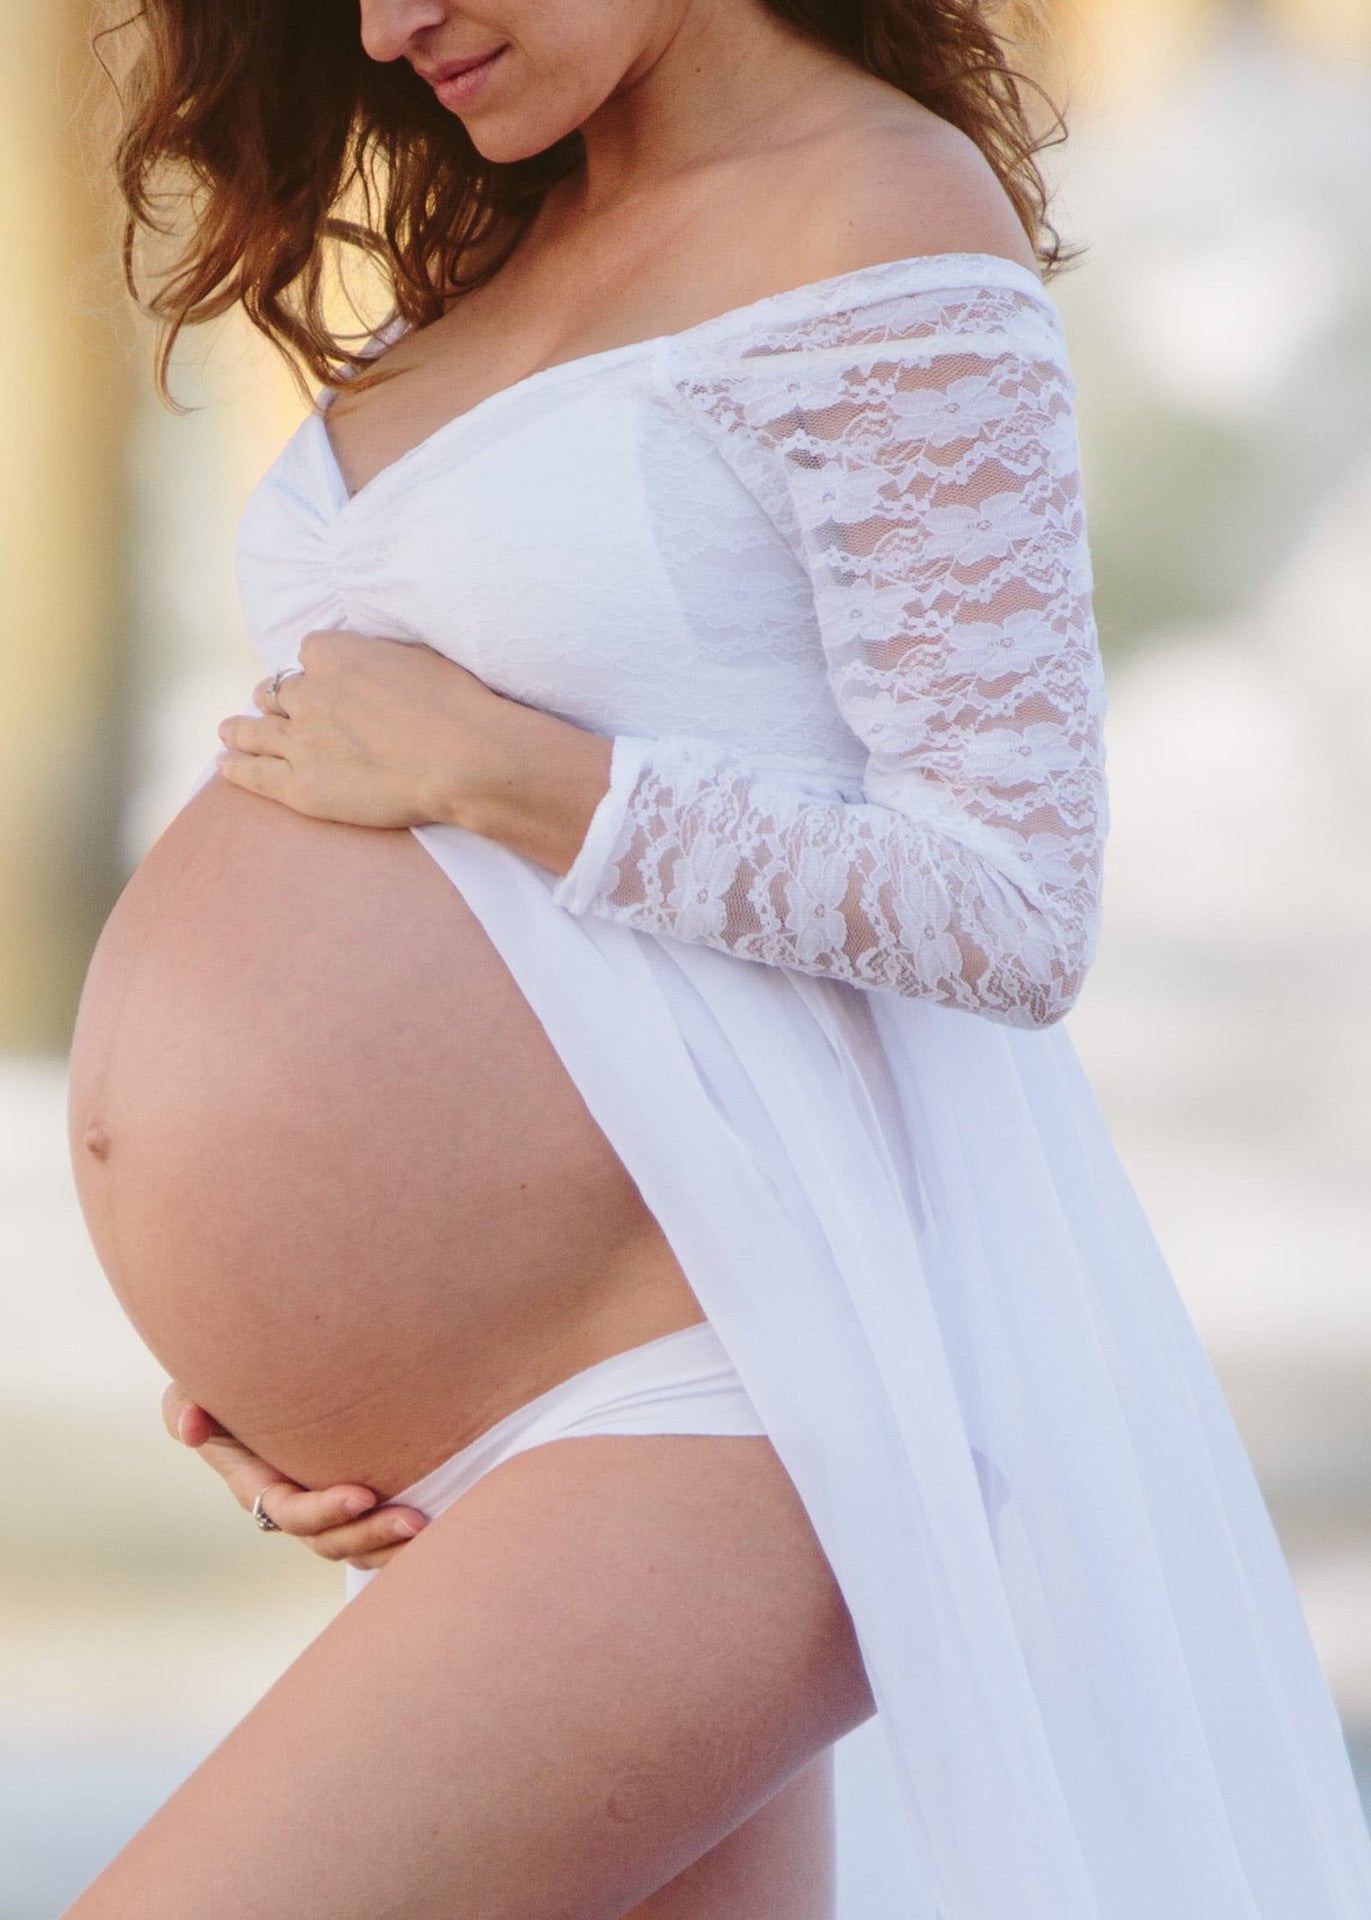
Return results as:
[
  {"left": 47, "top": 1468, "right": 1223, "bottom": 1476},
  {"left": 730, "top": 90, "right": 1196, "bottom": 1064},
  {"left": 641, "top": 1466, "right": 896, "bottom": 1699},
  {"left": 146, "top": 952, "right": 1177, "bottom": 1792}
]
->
[{"left": 419, "top": 47, "right": 508, "bottom": 87}]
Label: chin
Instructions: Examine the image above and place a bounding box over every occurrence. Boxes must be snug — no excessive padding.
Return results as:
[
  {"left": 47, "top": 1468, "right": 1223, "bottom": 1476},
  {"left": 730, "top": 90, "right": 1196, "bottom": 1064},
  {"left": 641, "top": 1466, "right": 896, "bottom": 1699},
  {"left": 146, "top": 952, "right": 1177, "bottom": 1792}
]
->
[
  {"left": 460, "top": 115, "right": 562, "bottom": 163},
  {"left": 456, "top": 78, "right": 601, "bottom": 167}
]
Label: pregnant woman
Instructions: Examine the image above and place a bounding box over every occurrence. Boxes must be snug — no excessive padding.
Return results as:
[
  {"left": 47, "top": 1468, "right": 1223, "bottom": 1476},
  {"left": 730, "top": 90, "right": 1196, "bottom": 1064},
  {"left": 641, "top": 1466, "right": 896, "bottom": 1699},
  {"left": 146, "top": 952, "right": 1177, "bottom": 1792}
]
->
[{"left": 65, "top": 1, "right": 1371, "bottom": 1915}]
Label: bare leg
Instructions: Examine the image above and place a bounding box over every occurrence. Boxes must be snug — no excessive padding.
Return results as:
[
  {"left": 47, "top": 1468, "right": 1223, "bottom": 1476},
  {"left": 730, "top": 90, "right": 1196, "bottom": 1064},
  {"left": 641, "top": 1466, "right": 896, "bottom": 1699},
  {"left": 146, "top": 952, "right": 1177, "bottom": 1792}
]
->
[
  {"left": 65, "top": 1435, "right": 873, "bottom": 1919},
  {"left": 625, "top": 1750, "right": 836, "bottom": 1919}
]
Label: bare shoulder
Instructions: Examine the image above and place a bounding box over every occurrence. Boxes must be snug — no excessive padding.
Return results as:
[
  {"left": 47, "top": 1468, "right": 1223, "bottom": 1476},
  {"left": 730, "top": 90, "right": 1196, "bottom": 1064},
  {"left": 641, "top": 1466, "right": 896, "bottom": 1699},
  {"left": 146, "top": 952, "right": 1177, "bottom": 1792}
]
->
[{"left": 783, "top": 100, "right": 1042, "bottom": 283}]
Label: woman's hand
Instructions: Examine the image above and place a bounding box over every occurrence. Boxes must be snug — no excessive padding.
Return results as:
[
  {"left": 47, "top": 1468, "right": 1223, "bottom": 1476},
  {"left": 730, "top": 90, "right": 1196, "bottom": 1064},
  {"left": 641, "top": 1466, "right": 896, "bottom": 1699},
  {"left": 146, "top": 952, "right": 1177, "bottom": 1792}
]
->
[
  {"left": 214, "top": 629, "right": 613, "bottom": 874},
  {"left": 216, "top": 629, "right": 511, "bottom": 832},
  {"left": 161, "top": 1381, "right": 428, "bottom": 1573}
]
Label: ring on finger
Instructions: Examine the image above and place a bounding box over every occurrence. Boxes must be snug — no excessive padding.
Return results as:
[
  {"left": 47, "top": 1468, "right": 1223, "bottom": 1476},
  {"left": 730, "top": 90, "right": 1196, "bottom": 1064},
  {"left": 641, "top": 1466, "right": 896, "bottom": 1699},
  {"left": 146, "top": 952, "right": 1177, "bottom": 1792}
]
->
[
  {"left": 263, "top": 664, "right": 304, "bottom": 719},
  {"left": 251, "top": 1485, "right": 282, "bottom": 1532}
]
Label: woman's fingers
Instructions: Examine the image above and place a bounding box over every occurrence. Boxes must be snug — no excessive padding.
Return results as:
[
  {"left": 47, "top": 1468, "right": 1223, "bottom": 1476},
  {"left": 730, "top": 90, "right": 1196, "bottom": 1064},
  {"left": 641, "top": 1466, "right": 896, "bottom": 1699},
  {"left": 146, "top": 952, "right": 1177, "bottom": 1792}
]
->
[
  {"left": 231, "top": 1460, "right": 430, "bottom": 1566},
  {"left": 161, "top": 1382, "right": 224, "bottom": 1448},
  {"left": 160, "top": 1380, "right": 427, "bottom": 1558},
  {"left": 250, "top": 1476, "right": 399, "bottom": 1539},
  {"left": 220, "top": 711, "right": 291, "bottom": 754},
  {"left": 249, "top": 673, "right": 303, "bottom": 718},
  {"left": 187, "top": 1430, "right": 298, "bottom": 1515},
  {"left": 284, "top": 1505, "right": 430, "bottom": 1567},
  {"left": 188, "top": 1431, "right": 375, "bottom": 1535}
]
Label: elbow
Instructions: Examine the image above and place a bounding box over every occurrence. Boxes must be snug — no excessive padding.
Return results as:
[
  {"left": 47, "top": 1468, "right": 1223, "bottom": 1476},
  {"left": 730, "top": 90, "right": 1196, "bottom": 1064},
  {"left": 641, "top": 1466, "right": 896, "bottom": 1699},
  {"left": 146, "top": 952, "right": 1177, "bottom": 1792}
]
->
[
  {"left": 910, "top": 936, "right": 1088, "bottom": 1029},
  {"left": 1031, "top": 960, "right": 1086, "bottom": 1029},
  {"left": 990, "top": 969, "right": 1081, "bottom": 1031},
  {"left": 1018, "top": 914, "right": 1098, "bottom": 1029},
  {"left": 1010, "top": 862, "right": 1103, "bottom": 1028},
  {"left": 884, "top": 862, "right": 1101, "bottom": 1026},
  {"left": 984, "top": 912, "right": 1098, "bottom": 1031}
]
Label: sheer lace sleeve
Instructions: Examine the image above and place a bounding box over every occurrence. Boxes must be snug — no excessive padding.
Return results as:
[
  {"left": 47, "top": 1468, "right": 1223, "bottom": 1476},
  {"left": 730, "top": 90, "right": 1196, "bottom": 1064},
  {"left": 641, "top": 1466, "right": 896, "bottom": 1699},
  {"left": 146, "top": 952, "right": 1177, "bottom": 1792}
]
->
[{"left": 551, "top": 272, "right": 1109, "bottom": 1029}]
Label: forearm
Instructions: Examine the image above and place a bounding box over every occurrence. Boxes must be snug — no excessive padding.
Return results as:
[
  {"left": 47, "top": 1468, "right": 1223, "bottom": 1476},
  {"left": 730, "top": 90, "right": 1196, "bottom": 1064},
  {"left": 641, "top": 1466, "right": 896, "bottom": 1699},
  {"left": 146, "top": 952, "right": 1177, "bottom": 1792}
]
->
[
  {"left": 440, "top": 698, "right": 615, "bottom": 880},
  {"left": 548, "top": 737, "right": 1100, "bottom": 1027}
]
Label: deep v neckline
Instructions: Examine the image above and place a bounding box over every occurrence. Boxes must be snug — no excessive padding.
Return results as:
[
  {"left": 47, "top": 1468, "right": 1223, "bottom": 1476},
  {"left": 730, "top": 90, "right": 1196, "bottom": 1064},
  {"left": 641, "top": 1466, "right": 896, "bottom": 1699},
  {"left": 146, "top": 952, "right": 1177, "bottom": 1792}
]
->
[
  {"left": 312, "top": 249, "right": 1049, "bottom": 517},
  {"left": 316, "top": 329, "right": 659, "bottom": 515}
]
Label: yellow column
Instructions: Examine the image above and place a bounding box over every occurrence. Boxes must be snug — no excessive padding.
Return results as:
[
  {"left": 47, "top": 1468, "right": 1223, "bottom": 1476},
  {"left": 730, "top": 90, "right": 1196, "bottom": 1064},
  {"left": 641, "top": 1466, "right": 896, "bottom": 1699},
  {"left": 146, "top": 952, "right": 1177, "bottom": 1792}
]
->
[
  {"left": 1262, "top": 0, "right": 1371, "bottom": 62},
  {"left": 1051, "top": 0, "right": 1370, "bottom": 114},
  {"left": 1050, "top": 0, "right": 1232, "bottom": 115},
  {"left": 0, "top": 1, "right": 137, "bottom": 1048}
]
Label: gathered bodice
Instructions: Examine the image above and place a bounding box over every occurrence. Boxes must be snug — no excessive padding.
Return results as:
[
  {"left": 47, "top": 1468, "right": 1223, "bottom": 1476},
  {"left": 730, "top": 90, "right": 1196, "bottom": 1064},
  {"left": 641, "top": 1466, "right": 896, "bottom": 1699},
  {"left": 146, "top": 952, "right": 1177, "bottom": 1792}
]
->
[
  {"left": 238, "top": 311, "right": 872, "bottom": 785},
  {"left": 235, "top": 251, "right": 1108, "bottom": 1030}
]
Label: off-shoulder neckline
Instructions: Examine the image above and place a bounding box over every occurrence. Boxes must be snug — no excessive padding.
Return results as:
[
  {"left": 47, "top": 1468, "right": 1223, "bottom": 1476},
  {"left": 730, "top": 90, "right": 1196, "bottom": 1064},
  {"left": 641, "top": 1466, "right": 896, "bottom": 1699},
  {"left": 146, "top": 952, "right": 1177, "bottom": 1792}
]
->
[
  {"left": 315, "top": 249, "right": 1052, "bottom": 513},
  {"left": 626, "top": 247, "right": 1048, "bottom": 347}
]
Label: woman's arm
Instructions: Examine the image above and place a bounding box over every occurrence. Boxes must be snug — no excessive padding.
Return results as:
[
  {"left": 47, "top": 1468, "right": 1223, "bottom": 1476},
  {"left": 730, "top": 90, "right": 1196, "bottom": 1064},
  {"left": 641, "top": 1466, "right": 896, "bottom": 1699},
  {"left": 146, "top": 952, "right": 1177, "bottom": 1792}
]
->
[
  {"left": 218, "top": 282, "right": 1106, "bottom": 1030},
  {"left": 549, "top": 284, "right": 1109, "bottom": 1030}
]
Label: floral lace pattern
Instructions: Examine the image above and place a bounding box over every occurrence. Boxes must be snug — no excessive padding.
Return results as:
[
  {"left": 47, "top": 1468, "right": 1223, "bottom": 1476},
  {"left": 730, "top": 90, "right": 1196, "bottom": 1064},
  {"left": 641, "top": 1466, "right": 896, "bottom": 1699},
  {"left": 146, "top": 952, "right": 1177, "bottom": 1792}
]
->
[{"left": 554, "top": 281, "right": 1108, "bottom": 1029}]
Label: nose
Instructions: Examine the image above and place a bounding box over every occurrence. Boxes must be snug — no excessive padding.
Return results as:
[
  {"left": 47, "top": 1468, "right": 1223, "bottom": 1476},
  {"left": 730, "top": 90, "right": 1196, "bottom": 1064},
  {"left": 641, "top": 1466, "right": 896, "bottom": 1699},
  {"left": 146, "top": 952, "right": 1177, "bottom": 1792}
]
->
[{"left": 359, "top": 0, "right": 450, "bottom": 65}]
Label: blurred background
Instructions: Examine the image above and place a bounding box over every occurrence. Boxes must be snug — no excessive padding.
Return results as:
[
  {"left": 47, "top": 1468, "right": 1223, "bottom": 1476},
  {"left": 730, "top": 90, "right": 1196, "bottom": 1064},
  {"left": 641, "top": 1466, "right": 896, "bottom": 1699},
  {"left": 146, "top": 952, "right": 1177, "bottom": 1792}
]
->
[{"left": 2, "top": 0, "right": 1370, "bottom": 1912}]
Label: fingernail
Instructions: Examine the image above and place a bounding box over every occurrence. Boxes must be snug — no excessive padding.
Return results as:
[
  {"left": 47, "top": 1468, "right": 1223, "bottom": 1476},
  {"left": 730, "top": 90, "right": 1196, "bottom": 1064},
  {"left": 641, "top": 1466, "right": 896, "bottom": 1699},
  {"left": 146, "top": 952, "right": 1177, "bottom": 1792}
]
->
[
  {"left": 393, "top": 1516, "right": 425, "bottom": 1539},
  {"left": 176, "top": 1408, "right": 197, "bottom": 1444},
  {"left": 341, "top": 1491, "right": 375, "bottom": 1518}
]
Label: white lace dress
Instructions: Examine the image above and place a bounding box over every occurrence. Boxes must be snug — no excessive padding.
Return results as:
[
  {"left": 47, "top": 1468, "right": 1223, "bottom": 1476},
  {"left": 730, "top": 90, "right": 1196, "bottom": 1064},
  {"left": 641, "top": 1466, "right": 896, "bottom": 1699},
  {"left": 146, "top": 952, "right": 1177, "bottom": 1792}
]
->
[{"left": 223, "top": 252, "right": 1371, "bottom": 1918}]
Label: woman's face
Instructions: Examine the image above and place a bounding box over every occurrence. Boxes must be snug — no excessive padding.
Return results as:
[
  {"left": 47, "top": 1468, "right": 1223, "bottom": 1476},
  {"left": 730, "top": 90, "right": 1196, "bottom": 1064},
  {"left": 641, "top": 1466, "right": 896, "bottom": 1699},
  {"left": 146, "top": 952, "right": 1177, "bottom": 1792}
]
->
[{"left": 358, "top": 0, "right": 684, "bottom": 162}]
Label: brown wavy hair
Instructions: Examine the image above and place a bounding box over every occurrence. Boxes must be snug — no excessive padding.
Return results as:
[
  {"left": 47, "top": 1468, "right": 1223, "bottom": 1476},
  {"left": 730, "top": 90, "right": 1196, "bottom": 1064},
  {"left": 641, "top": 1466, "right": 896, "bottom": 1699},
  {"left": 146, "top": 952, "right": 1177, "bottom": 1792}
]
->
[{"left": 103, "top": 0, "right": 1072, "bottom": 398}]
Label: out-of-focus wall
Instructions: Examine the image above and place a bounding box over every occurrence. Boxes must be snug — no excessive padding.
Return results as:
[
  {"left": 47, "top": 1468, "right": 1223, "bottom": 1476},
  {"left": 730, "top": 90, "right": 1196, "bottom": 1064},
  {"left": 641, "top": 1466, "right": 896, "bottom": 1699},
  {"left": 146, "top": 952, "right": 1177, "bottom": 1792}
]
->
[
  {"left": 0, "top": 4, "right": 134, "bottom": 1050},
  {"left": 0, "top": 4, "right": 305, "bottom": 1051},
  {"left": 1, "top": 1, "right": 1369, "bottom": 1913}
]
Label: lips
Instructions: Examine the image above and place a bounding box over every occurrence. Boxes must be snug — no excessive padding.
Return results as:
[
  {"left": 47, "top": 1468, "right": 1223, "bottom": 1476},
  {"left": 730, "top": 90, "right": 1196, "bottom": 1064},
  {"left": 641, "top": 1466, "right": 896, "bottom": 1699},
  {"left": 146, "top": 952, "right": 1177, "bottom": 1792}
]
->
[{"left": 419, "top": 48, "right": 506, "bottom": 85}]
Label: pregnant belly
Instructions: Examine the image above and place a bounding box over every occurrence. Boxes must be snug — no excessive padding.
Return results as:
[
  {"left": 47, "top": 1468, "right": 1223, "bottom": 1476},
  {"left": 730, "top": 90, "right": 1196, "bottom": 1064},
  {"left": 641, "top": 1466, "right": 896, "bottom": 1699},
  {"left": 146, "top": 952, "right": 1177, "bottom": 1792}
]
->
[{"left": 68, "top": 775, "right": 699, "bottom": 1495}]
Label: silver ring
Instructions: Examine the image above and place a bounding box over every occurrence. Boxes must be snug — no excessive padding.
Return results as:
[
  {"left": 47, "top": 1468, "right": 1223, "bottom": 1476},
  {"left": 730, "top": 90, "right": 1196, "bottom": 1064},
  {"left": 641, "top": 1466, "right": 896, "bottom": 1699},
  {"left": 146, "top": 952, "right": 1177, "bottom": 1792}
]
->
[
  {"left": 264, "top": 665, "right": 303, "bottom": 719},
  {"left": 251, "top": 1485, "right": 282, "bottom": 1532}
]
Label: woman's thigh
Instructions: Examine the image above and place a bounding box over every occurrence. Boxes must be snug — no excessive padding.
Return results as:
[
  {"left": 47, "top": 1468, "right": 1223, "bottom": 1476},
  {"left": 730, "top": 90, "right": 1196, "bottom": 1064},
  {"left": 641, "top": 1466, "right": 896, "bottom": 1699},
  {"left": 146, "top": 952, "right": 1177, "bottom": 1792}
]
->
[
  {"left": 626, "top": 1749, "right": 836, "bottom": 1920},
  {"left": 66, "top": 1434, "right": 874, "bottom": 1920}
]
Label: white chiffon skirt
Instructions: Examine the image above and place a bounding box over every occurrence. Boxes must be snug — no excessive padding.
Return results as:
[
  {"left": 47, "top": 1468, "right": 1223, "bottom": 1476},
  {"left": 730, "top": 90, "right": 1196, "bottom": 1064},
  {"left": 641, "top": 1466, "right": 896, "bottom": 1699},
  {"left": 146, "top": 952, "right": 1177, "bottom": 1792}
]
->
[{"left": 410, "top": 817, "right": 1371, "bottom": 1920}]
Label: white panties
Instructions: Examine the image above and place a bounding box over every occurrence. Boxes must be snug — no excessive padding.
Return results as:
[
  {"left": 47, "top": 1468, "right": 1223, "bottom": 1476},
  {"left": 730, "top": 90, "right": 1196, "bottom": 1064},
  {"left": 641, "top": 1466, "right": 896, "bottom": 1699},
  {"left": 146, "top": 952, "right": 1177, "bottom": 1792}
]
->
[{"left": 345, "top": 1319, "right": 766, "bottom": 1599}]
